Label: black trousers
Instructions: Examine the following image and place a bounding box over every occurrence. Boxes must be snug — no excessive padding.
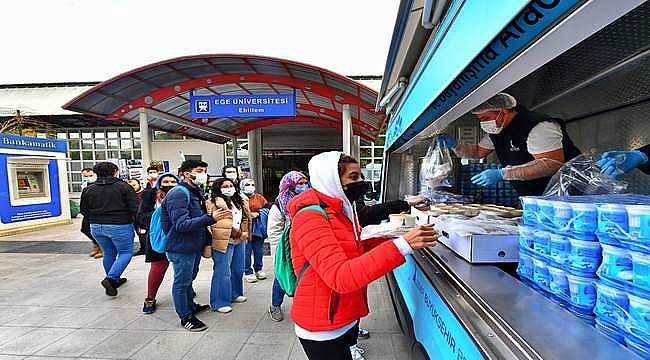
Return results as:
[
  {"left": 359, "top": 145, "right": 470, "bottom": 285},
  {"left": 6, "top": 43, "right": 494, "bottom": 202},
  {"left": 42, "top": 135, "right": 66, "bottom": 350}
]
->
[{"left": 299, "top": 323, "right": 359, "bottom": 360}]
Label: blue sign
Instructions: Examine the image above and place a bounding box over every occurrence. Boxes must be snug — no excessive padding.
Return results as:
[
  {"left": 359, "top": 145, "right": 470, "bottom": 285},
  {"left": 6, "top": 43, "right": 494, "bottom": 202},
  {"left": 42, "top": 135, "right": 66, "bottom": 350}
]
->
[
  {"left": 393, "top": 255, "right": 485, "bottom": 360},
  {"left": 0, "top": 154, "right": 62, "bottom": 224},
  {"left": 385, "top": 0, "right": 579, "bottom": 149},
  {"left": 0, "top": 133, "right": 68, "bottom": 153},
  {"left": 190, "top": 93, "right": 296, "bottom": 118}
]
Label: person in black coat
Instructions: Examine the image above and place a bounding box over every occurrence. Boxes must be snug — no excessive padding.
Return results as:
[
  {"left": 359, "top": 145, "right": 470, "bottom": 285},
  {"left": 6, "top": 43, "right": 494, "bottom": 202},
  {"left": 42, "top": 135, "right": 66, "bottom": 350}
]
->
[
  {"left": 135, "top": 172, "right": 182, "bottom": 314},
  {"left": 80, "top": 162, "right": 138, "bottom": 297}
]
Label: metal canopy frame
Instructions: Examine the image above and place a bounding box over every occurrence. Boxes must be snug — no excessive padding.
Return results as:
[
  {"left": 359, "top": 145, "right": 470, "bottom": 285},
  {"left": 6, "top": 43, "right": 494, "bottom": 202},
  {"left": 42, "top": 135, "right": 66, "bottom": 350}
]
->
[{"left": 63, "top": 54, "right": 386, "bottom": 143}]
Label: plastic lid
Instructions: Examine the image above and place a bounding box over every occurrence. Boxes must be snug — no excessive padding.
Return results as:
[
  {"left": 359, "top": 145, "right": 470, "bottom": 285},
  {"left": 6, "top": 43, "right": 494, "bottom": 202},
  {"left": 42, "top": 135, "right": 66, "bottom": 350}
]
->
[
  {"left": 628, "top": 293, "right": 650, "bottom": 305},
  {"left": 533, "top": 258, "right": 547, "bottom": 266},
  {"left": 569, "top": 238, "right": 602, "bottom": 248},
  {"left": 571, "top": 202, "right": 597, "bottom": 210},
  {"left": 566, "top": 273, "right": 596, "bottom": 283},
  {"left": 554, "top": 202, "right": 572, "bottom": 209},
  {"left": 600, "top": 243, "right": 629, "bottom": 255},
  {"left": 521, "top": 197, "right": 538, "bottom": 204},
  {"left": 625, "top": 205, "right": 650, "bottom": 213},
  {"left": 594, "top": 281, "right": 626, "bottom": 296},
  {"left": 630, "top": 250, "right": 650, "bottom": 262},
  {"left": 547, "top": 265, "right": 565, "bottom": 274}
]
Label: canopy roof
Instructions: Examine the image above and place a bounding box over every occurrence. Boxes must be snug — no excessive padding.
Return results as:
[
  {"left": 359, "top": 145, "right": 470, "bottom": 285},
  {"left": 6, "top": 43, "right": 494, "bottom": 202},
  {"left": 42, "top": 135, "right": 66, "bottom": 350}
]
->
[{"left": 63, "top": 54, "right": 386, "bottom": 143}]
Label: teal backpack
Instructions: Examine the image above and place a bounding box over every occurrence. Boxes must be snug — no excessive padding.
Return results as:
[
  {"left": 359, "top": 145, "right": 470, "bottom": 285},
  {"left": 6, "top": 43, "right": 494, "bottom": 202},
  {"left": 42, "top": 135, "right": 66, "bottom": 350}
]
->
[
  {"left": 275, "top": 205, "right": 329, "bottom": 297},
  {"left": 150, "top": 186, "right": 190, "bottom": 253}
]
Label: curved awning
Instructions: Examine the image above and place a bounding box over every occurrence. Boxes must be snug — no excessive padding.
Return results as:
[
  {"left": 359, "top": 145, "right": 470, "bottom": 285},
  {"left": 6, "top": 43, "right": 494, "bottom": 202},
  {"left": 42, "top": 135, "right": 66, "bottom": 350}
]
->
[{"left": 63, "top": 54, "right": 386, "bottom": 143}]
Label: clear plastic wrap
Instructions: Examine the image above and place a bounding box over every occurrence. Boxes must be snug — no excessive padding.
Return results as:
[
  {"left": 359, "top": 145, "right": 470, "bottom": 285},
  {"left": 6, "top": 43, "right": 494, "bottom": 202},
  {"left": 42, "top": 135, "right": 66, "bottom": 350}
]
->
[
  {"left": 543, "top": 155, "right": 629, "bottom": 196},
  {"left": 406, "top": 190, "right": 472, "bottom": 205},
  {"left": 420, "top": 140, "right": 454, "bottom": 189},
  {"left": 360, "top": 222, "right": 411, "bottom": 240}
]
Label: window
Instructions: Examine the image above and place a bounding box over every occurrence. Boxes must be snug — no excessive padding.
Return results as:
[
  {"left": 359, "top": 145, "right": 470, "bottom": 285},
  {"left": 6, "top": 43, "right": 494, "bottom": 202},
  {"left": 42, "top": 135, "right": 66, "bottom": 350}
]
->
[
  {"left": 120, "top": 131, "right": 131, "bottom": 139},
  {"left": 153, "top": 130, "right": 186, "bottom": 140}
]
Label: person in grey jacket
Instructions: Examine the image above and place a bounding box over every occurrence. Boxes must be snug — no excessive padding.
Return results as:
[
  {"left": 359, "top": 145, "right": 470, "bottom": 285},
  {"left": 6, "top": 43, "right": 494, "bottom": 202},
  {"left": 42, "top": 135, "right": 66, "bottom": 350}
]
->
[{"left": 267, "top": 171, "right": 309, "bottom": 322}]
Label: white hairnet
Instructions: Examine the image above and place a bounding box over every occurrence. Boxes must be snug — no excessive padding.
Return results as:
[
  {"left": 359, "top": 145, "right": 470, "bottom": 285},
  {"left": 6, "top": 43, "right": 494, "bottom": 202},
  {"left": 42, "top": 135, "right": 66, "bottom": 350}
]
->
[{"left": 471, "top": 93, "right": 517, "bottom": 114}]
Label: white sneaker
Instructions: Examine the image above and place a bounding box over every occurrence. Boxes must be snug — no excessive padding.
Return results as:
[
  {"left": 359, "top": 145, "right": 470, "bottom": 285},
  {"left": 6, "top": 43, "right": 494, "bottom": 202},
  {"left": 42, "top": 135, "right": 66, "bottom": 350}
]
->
[
  {"left": 216, "top": 306, "right": 232, "bottom": 313},
  {"left": 255, "top": 271, "right": 267, "bottom": 280},
  {"left": 233, "top": 296, "right": 247, "bottom": 303},
  {"left": 350, "top": 345, "right": 366, "bottom": 360},
  {"left": 244, "top": 274, "right": 258, "bottom": 283}
]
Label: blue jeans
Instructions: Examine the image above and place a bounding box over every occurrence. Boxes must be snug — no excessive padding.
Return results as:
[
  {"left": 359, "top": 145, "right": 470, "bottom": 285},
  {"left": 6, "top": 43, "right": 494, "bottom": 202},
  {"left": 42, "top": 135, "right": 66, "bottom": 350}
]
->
[
  {"left": 167, "top": 251, "right": 201, "bottom": 320},
  {"left": 210, "top": 242, "right": 245, "bottom": 308},
  {"left": 90, "top": 224, "right": 134, "bottom": 281},
  {"left": 244, "top": 237, "right": 264, "bottom": 275},
  {"left": 272, "top": 278, "right": 285, "bottom": 306}
]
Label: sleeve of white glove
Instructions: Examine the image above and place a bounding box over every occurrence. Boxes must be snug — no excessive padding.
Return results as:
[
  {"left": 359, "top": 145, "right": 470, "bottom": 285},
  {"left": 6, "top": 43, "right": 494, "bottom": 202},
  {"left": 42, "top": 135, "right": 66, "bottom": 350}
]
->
[
  {"left": 392, "top": 236, "right": 413, "bottom": 256},
  {"left": 502, "top": 158, "right": 564, "bottom": 181}
]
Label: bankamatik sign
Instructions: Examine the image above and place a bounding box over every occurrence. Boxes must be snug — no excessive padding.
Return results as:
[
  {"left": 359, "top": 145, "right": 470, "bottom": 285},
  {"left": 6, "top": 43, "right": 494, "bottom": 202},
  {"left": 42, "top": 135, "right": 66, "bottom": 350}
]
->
[{"left": 190, "top": 94, "right": 296, "bottom": 118}]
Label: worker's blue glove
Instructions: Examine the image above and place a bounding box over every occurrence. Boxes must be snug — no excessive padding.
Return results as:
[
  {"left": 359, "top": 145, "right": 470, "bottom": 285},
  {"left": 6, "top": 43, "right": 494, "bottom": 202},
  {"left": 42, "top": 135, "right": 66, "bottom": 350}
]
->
[
  {"left": 436, "top": 135, "right": 457, "bottom": 149},
  {"left": 597, "top": 150, "right": 649, "bottom": 177},
  {"left": 471, "top": 168, "right": 505, "bottom": 187}
]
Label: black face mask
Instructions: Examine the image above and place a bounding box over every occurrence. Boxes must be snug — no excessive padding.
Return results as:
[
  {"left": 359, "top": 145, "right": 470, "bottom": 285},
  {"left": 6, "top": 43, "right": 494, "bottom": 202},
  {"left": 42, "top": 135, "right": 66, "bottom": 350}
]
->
[
  {"left": 343, "top": 181, "right": 368, "bottom": 203},
  {"left": 160, "top": 185, "right": 174, "bottom": 193}
]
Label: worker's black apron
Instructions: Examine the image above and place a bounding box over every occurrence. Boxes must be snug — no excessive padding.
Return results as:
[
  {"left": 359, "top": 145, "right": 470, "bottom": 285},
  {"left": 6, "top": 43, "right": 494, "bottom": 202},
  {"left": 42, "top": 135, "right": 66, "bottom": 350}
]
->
[{"left": 490, "top": 107, "right": 582, "bottom": 196}]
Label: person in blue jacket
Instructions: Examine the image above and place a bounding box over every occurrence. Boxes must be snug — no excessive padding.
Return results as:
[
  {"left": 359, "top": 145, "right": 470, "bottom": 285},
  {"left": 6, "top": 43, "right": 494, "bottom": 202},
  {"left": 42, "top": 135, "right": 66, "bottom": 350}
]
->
[
  {"left": 161, "top": 159, "right": 231, "bottom": 332},
  {"left": 598, "top": 145, "right": 650, "bottom": 177}
]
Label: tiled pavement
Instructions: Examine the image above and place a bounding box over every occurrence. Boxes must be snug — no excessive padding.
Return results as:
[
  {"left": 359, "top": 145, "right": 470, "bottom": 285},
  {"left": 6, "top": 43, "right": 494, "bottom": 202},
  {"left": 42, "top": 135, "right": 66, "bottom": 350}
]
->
[{"left": 0, "top": 219, "right": 411, "bottom": 360}]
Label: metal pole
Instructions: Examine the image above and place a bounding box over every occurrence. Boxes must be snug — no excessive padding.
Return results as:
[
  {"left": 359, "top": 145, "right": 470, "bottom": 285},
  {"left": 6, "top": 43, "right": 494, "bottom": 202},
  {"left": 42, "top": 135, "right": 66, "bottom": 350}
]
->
[
  {"left": 138, "top": 108, "right": 152, "bottom": 167},
  {"left": 247, "top": 129, "right": 263, "bottom": 194},
  {"left": 342, "top": 104, "right": 352, "bottom": 155},
  {"left": 232, "top": 137, "right": 239, "bottom": 167},
  {"left": 352, "top": 135, "right": 361, "bottom": 160}
]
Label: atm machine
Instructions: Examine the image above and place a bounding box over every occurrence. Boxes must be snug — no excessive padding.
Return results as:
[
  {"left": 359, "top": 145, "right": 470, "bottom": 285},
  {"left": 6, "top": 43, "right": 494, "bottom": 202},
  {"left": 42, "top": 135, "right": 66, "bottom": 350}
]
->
[{"left": 0, "top": 133, "right": 71, "bottom": 236}]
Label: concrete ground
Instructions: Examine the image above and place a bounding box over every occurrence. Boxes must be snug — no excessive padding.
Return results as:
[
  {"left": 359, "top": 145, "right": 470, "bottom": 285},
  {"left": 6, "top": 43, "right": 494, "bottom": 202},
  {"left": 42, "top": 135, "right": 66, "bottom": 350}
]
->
[{"left": 0, "top": 219, "right": 411, "bottom": 360}]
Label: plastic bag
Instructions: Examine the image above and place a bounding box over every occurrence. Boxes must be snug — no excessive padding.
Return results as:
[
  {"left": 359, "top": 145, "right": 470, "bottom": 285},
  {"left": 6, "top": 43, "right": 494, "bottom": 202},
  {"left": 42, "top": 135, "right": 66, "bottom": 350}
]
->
[
  {"left": 420, "top": 140, "right": 454, "bottom": 189},
  {"left": 543, "top": 155, "right": 628, "bottom": 196}
]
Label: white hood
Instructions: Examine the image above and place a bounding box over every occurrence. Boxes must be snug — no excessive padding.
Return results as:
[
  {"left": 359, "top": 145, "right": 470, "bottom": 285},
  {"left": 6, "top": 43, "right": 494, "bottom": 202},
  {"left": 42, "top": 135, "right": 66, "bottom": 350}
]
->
[{"left": 308, "top": 151, "right": 355, "bottom": 222}]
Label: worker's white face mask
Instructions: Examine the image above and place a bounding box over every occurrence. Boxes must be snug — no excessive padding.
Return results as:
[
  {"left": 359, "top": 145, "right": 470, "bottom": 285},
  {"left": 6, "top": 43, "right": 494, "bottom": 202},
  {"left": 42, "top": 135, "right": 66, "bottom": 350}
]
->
[{"left": 480, "top": 111, "right": 504, "bottom": 134}]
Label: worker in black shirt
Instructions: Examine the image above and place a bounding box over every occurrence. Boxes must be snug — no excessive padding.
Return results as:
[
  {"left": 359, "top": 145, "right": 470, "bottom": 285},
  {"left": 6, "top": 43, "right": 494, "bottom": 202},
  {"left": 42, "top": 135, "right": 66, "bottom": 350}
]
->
[
  {"left": 437, "top": 93, "right": 582, "bottom": 196},
  {"left": 598, "top": 145, "right": 650, "bottom": 176}
]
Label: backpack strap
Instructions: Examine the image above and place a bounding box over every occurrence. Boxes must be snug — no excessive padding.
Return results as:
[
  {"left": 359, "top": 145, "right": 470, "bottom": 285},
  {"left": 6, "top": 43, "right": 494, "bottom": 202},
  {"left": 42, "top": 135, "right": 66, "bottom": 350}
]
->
[
  {"left": 294, "top": 204, "right": 329, "bottom": 284},
  {"left": 168, "top": 185, "right": 191, "bottom": 204}
]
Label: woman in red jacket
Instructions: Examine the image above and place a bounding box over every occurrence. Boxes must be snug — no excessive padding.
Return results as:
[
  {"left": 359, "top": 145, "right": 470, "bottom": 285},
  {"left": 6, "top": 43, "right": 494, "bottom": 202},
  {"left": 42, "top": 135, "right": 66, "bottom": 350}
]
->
[{"left": 288, "top": 152, "right": 437, "bottom": 360}]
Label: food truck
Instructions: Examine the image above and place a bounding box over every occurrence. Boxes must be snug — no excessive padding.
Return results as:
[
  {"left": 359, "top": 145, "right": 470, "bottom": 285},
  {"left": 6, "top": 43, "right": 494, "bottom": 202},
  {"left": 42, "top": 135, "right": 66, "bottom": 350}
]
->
[{"left": 378, "top": 1, "right": 650, "bottom": 359}]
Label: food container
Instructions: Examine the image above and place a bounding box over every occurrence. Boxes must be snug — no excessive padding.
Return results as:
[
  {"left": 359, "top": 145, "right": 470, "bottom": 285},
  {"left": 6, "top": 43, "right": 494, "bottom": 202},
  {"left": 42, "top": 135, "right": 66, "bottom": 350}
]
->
[
  {"left": 533, "top": 230, "right": 551, "bottom": 256},
  {"left": 594, "top": 281, "right": 628, "bottom": 326},
  {"left": 571, "top": 202, "right": 598, "bottom": 235},
  {"left": 520, "top": 197, "right": 539, "bottom": 225},
  {"left": 537, "top": 199, "right": 555, "bottom": 226},
  {"left": 549, "top": 233, "right": 570, "bottom": 266},
  {"left": 628, "top": 293, "right": 650, "bottom": 337},
  {"left": 518, "top": 252, "right": 534, "bottom": 280},
  {"left": 627, "top": 205, "right": 650, "bottom": 243},
  {"left": 567, "top": 274, "right": 597, "bottom": 310},
  {"left": 519, "top": 226, "right": 535, "bottom": 250},
  {"left": 631, "top": 251, "right": 650, "bottom": 291},
  {"left": 569, "top": 238, "right": 602, "bottom": 275},
  {"left": 597, "top": 204, "right": 628, "bottom": 241},
  {"left": 548, "top": 265, "right": 569, "bottom": 299},
  {"left": 533, "top": 257, "right": 550, "bottom": 290},
  {"left": 598, "top": 244, "right": 633, "bottom": 282},
  {"left": 553, "top": 202, "right": 573, "bottom": 231}
]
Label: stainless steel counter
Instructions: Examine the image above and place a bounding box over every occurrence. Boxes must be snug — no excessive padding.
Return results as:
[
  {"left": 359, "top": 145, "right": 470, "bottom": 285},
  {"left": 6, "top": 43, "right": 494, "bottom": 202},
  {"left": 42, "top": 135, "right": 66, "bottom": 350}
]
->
[{"left": 413, "top": 244, "right": 641, "bottom": 359}]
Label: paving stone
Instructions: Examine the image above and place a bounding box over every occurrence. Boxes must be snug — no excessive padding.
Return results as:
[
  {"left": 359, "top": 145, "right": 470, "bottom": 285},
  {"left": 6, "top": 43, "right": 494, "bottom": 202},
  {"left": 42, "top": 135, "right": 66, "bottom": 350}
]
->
[
  {"left": 130, "top": 331, "right": 205, "bottom": 360},
  {"left": 0, "top": 327, "right": 35, "bottom": 347},
  {"left": 181, "top": 331, "right": 249, "bottom": 360},
  {"left": 34, "top": 329, "right": 117, "bottom": 357},
  {"left": 0, "top": 327, "right": 75, "bottom": 356},
  {"left": 82, "top": 330, "right": 158, "bottom": 359}
]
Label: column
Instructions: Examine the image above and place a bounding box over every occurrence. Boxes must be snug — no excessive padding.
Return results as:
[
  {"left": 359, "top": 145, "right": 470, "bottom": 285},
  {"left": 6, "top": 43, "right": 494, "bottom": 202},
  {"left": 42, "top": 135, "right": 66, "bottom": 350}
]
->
[
  {"left": 247, "top": 129, "right": 264, "bottom": 194},
  {"left": 352, "top": 135, "right": 361, "bottom": 161},
  {"left": 342, "top": 104, "right": 352, "bottom": 155},
  {"left": 138, "top": 108, "right": 152, "bottom": 167}
]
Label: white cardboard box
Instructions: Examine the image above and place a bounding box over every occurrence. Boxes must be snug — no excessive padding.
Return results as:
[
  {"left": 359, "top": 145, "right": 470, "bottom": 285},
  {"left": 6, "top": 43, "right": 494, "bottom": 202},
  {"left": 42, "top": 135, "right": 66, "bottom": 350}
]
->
[{"left": 411, "top": 207, "right": 519, "bottom": 263}]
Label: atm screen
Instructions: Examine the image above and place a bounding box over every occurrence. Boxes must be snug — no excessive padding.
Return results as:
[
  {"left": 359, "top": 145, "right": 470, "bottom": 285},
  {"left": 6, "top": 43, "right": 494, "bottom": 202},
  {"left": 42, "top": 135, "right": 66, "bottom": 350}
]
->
[{"left": 16, "top": 170, "right": 45, "bottom": 198}]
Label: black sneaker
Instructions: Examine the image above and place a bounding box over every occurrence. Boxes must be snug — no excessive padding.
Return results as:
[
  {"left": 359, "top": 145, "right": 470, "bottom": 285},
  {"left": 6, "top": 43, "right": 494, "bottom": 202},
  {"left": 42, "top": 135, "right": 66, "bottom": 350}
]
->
[
  {"left": 192, "top": 304, "right": 210, "bottom": 315},
  {"left": 143, "top": 298, "right": 156, "bottom": 314},
  {"left": 181, "top": 316, "right": 207, "bottom": 332},
  {"left": 116, "top": 278, "right": 127, "bottom": 288},
  {"left": 101, "top": 278, "right": 117, "bottom": 297}
]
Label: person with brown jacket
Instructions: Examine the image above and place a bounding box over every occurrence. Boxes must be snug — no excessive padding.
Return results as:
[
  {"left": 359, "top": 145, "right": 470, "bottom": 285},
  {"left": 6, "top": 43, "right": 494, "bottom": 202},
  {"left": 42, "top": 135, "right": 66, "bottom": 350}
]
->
[{"left": 207, "top": 178, "right": 251, "bottom": 313}]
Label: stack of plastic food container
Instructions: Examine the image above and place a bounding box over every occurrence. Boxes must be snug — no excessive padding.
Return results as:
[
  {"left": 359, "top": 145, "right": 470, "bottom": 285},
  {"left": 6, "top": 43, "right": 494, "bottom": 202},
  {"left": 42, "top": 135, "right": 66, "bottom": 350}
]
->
[
  {"left": 459, "top": 164, "right": 519, "bottom": 207},
  {"left": 518, "top": 194, "right": 650, "bottom": 358}
]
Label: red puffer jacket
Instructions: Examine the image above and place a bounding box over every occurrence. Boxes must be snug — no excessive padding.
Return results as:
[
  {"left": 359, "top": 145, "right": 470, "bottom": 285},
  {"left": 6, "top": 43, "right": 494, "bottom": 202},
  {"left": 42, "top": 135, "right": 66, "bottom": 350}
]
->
[{"left": 288, "top": 189, "right": 406, "bottom": 331}]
